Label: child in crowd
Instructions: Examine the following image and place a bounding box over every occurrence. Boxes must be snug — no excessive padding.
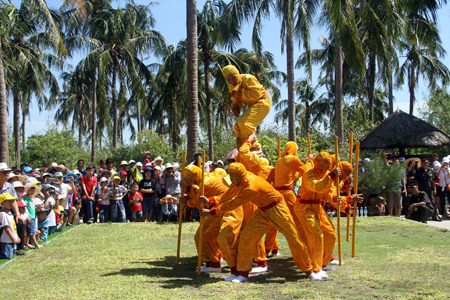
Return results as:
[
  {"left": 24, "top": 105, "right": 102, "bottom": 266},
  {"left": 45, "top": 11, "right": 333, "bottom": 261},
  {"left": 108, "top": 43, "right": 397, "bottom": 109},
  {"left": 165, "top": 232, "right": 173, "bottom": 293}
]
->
[
  {"left": 110, "top": 176, "right": 127, "bottom": 222},
  {"left": 368, "top": 196, "right": 386, "bottom": 216},
  {"left": 97, "top": 177, "right": 111, "bottom": 223},
  {"left": 0, "top": 193, "right": 21, "bottom": 259},
  {"left": 143, "top": 151, "right": 151, "bottom": 167},
  {"left": 37, "top": 209, "right": 50, "bottom": 242},
  {"left": 120, "top": 171, "right": 131, "bottom": 222},
  {"left": 55, "top": 198, "right": 67, "bottom": 232},
  {"left": 23, "top": 184, "right": 43, "bottom": 249},
  {"left": 139, "top": 167, "right": 157, "bottom": 222},
  {"left": 68, "top": 200, "right": 82, "bottom": 226},
  {"left": 323, "top": 201, "right": 337, "bottom": 217},
  {"left": 128, "top": 182, "right": 143, "bottom": 222}
]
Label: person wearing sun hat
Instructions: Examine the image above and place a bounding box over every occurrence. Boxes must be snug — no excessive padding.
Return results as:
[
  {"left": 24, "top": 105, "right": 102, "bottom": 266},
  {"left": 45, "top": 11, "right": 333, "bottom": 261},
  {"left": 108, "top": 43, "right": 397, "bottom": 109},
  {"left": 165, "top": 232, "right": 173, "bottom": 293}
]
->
[
  {"left": 119, "top": 161, "right": 129, "bottom": 172},
  {"left": 23, "top": 183, "right": 44, "bottom": 249},
  {"left": 110, "top": 175, "right": 127, "bottom": 222},
  {"left": 52, "top": 172, "right": 76, "bottom": 213},
  {"left": 0, "top": 193, "right": 21, "bottom": 259},
  {"left": 153, "top": 156, "right": 165, "bottom": 171}
]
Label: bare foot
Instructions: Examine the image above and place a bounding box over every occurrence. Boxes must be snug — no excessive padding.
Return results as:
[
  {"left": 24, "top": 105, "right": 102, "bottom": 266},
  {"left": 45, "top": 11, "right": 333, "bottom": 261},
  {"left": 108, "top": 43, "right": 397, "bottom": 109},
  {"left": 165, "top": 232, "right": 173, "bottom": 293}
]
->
[{"left": 36, "top": 245, "right": 44, "bottom": 249}]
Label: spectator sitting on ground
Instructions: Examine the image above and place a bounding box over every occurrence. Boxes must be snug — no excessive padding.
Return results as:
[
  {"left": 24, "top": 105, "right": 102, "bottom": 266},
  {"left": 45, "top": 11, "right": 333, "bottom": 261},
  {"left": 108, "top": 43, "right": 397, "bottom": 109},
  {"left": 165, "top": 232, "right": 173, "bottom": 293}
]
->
[
  {"left": 37, "top": 208, "right": 51, "bottom": 242},
  {"left": 368, "top": 196, "right": 385, "bottom": 216},
  {"left": 68, "top": 199, "right": 82, "bottom": 226},
  {"left": 55, "top": 197, "right": 67, "bottom": 232},
  {"left": 406, "top": 181, "right": 434, "bottom": 224},
  {"left": 0, "top": 193, "right": 21, "bottom": 259}
]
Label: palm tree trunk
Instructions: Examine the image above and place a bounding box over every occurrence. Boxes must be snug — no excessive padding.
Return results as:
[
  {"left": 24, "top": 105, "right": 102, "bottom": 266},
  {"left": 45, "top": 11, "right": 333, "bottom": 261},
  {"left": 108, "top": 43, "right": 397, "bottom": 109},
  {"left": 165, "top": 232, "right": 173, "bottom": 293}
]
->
[
  {"left": 79, "top": 98, "right": 83, "bottom": 145},
  {"left": 92, "top": 67, "right": 97, "bottom": 163},
  {"left": 13, "top": 92, "right": 21, "bottom": 165},
  {"left": 186, "top": 0, "right": 199, "bottom": 160},
  {"left": 368, "top": 49, "right": 376, "bottom": 121},
  {"left": 204, "top": 56, "right": 214, "bottom": 160},
  {"left": 0, "top": 39, "right": 9, "bottom": 163},
  {"left": 112, "top": 61, "right": 118, "bottom": 147},
  {"left": 335, "top": 41, "right": 344, "bottom": 143},
  {"left": 21, "top": 102, "right": 26, "bottom": 151},
  {"left": 286, "top": 15, "right": 296, "bottom": 142},
  {"left": 136, "top": 97, "right": 141, "bottom": 138},
  {"left": 388, "top": 71, "right": 393, "bottom": 116},
  {"left": 409, "top": 66, "right": 415, "bottom": 115}
]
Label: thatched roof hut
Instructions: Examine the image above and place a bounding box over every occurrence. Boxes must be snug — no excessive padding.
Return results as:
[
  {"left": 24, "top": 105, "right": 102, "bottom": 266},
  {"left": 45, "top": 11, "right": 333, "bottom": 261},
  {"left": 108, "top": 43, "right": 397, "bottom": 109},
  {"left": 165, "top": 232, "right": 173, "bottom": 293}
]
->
[{"left": 359, "top": 110, "right": 450, "bottom": 152}]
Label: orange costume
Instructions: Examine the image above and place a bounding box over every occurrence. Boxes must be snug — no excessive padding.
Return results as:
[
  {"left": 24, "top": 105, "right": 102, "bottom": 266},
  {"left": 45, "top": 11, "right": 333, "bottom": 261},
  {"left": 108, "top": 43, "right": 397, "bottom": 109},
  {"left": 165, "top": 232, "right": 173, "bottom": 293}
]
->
[
  {"left": 265, "top": 142, "right": 314, "bottom": 255},
  {"left": 182, "top": 165, "right": 228, "bottom": 268},
  {"left": 222, "top": 65, "right": 271, "bottom": 140},
  {"left": 294, "top": 152, "right": 337, "bottom": 273},
  {"left": 209, "top": 163, "right": 314, "bottom": 279}
]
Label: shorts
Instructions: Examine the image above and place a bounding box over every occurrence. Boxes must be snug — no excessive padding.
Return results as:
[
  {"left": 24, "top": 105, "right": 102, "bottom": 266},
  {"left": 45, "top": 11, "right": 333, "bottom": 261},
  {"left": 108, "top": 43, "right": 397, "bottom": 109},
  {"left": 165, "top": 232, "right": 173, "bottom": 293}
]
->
[
  {"left": 132, "top": 211, "right": 143, "bottom": 221},
  {"left": 27, "top": 218, "right": 37, "bottom": 236},
  {"left": 0, "top": 242, "right": 13, "bottom": 259},
  {"left": 386, "top": 190, "right": 402, "bottom": 210}
]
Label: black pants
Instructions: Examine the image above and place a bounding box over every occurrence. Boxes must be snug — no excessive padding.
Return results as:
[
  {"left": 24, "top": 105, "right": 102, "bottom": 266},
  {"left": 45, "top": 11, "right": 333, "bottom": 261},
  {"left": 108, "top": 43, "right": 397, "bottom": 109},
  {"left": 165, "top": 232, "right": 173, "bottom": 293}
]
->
[
  {"left": 410, "top": 205, "right": 432, "bottom": 223},
  {"left": 81, "top": 199, "right": 93, "bottom": 223},
  {"left": 123, "top": 198, "right": 131, "bottom": 221},
  {"left": 16, "top": 218, "right": 25, "bottom": 250},
  {"left": 439, "top": 188, "right": 450, "bottom": 216},
  {"left": 423, "top": 190, "right": 438, "bottom": 218}
]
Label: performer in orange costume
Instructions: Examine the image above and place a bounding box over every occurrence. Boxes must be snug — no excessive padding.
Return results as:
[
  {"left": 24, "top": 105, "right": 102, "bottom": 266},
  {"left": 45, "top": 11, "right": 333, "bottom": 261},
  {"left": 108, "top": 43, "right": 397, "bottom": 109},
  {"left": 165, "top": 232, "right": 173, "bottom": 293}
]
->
[
  {"left": 265, "top": 142, "right": 314, "bottom": 256},
  {"left": 180, "top": 165, "right": 228, "bottom": 273},
  {"left": 201, "top": 163, "right": 322, "bottom": 283},
  {"left": 222, "top": 65, "right": 271, "bottom": 142}
]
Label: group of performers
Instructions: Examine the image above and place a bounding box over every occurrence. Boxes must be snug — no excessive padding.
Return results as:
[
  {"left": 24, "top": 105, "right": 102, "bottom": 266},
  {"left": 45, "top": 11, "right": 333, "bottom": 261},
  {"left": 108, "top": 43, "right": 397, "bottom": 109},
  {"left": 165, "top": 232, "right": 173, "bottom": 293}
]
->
[{"left": 178, "top": 65, "right": 363, "bottom": 283}]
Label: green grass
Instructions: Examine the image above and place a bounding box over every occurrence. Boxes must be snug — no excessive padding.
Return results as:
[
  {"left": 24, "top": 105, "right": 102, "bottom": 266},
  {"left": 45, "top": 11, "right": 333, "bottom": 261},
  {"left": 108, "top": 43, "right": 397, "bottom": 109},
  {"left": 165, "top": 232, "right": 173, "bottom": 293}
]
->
[{"left": 1, "top": 218, "right": 450, "bottom": 299}]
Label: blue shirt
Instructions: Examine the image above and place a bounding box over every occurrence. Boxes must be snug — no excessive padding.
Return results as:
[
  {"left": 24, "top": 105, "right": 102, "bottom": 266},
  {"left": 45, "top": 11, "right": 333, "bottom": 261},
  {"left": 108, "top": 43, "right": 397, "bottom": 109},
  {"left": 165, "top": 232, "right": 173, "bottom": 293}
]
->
[{"left": 1, "top": 182, "right": 17, "bottom": 197}]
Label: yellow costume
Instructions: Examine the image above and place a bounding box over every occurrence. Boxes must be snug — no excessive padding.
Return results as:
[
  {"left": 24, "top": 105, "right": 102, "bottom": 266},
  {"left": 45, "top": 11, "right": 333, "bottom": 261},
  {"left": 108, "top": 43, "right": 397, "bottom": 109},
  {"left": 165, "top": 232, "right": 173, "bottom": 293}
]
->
[
  {"left": 294, "top": 152, "right": 337, "bottom": 272},
  {"left": 265, "top": 142, "right": 314, "bottom": 255},
  {"left": 210, "top": 163, "right": 314, "bottom": 278},
  {"left": 182, "top": 165, "right": 228, "bottom": 267},
  {"left": 222, "top": 65, "right": 271, "bottom": 140}
]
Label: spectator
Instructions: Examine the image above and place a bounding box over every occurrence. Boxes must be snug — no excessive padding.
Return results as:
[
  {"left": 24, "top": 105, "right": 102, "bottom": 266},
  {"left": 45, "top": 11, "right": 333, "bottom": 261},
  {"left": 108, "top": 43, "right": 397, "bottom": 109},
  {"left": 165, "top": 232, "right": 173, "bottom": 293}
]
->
[
  {"left": 153, "top": 156, "right": 165, "bottom": 171},
  {"left": 368, "top": 196, "right": 385, "bottom": 216},
  {"left": 37, "top": 208, "right": 51, "bottom": 242},
  {"left": 160, "top": 162, "right": 181, "bottom": 203},
  {"left": 23, "top": 183, "right": 43, "bottom": 249},
  {"left": 136, "top": 162, "right": 143, "bottom": 174},
  {"left": 191, "top": 153, "right": 209, "bottom": 172},
  {"left": 0, "top": 193, "right": 21, "bottom": 259},
  {"left": 127, "top": 160, "right": 136, "bottom": 181},
  {"left": 119, "top": 161, "right": 128, "bottom": 172},
  {"left": 110, "top": 176, "right": 127, "bottom": 222},
  {"left": 106, "top": 158, "right": 117, "bottom": 180},
  {"left": 414, "top": 158, "right": 440, "bottom": 221},
  {"left": 68, "top": 200, "right": 82, "bottom": 226},
  {"left": 40, "top": 184, "right": 56, "bottom": 236},
  {"left": 140, "top": 167, "right": 157, "bottom": 222},
  {"left": 120, "top": 171, "right": 131, "bottom": 222},
  {"left": 57, "top": 164, "right": 66, "bottom": 175},
  {"left": 217, "top": 160, "right": 224, "bottom": 169},
  {"left": 52, "top": 172, "right": 76, "bottom": 217},
  {"left": 97, "top": 177, "right": 111, "bottom": 223},
  {"left": 436, "top": 157, "right": 450, "bottom": 219},
  {"left": 406, "top": 181, "right": 434, "bottom": 224},
  {"left": 143, "top": 151, "right": 151, "bottom": 166},
  {"left": 55, "top": 197, "right": 67, "bottom": 232},
  {"left": 128, "top": 182, "right": 143, "bottom": 222},
  {"left": 76, "top": 159, "right": 86, "bottom": 176},
  {"left": 433, "top": 162, "right": 441, "bottom": 218},
  {"left": 323, "top": 201, "right": 336, "bottom": 217},
  {"left": 385, "top": 158, "right": 403, "bottom": 218},
  {"left": 41, "top": 173, "right": 52, "bottom": 184},
  {"left": 7, "top": 172, "right": 24, "bottom": 184},
  {"left": 80, "top": 166, "right": 97, "bottom": 224},
  {"left": 99, "top": 159, "right": 106, "bottom": 171}
]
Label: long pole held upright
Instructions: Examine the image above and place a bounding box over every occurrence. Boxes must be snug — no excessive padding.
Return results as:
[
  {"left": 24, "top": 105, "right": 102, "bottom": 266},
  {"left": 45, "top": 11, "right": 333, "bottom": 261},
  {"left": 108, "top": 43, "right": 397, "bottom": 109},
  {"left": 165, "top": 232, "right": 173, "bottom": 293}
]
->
[
  {"left": 335, "top": 137, "right": 342, "bottom": 266},
  {"left": 352, "top": 142, "right": 360, "bottom": 257},
  {"left": 346, "top": 133, "right": 353, "bottom": 242},
  {"left": 277, "top": 137, "right": 281, "bottom": 159},
  {"left": 307, "top": 133, "right": 311, "bottom": 155},
  {"left": 176, "top": 151, "right": 187, "bottom": 264},
  {"left": 197, "top": 151, "right": 206, "bottom": 276}
]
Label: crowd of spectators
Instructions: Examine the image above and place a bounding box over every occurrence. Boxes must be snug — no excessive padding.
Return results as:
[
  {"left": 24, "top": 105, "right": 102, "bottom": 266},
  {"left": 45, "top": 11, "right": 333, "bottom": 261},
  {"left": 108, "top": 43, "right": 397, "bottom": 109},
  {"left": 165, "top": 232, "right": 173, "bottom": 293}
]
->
[{"left": 0, "top": 152, "right": 228, "bottom": 260}]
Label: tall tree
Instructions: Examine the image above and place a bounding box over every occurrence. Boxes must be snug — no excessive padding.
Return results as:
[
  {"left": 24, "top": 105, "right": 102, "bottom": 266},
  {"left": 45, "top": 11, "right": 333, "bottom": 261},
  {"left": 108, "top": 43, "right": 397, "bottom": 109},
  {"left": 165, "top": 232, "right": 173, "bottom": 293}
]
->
[{"left": 187, "top": 0, "right": 199, "bottom": 159}]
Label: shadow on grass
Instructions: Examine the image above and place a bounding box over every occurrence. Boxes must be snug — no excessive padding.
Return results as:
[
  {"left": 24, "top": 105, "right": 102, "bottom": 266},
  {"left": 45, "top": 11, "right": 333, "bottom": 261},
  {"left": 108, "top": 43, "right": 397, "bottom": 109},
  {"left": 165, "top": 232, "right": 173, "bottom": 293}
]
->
[{"left": 101, "top": 255, "right": 310, "bottom": 287}]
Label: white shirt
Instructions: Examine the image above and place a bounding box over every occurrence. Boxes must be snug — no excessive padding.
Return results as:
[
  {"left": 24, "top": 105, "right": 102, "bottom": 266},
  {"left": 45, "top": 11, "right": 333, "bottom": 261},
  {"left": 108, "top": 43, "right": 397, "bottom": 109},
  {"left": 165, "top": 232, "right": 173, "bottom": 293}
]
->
[
  {"left": 0, "top": 211, "right": 17, "bottom": 243},
  {"left": 52, "top": 183, "right": 72, "bottom": 209},
  {"left": 438, "top": 168, "right": 450, "bottom": 188}
]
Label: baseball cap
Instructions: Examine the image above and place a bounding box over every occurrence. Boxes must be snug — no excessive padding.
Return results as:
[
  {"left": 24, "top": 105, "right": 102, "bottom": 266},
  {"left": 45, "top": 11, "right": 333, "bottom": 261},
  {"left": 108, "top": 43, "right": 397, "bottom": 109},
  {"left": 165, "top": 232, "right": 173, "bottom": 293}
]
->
[
  {"left": 43, "top": 173, "right": 52, "bottom": 178},
  {"left": 100, "top": 177, "right": 108, "bottom": 183},
  {"left": 113, "top": 176, "right": 121, "bottom": 180},
  {"left": 16, "top": 200, "right": 27, "bottom": 207},
  {"left": 55, "top": 172, "right": 64, "bottom": 178},
  {"left": 120, "top": 171, "right": 128, "bottom": 177},
  {"left": 128, "top": 160, "right": 136, "bottom": 165},
  {"left": 23, "top": 166, "right": 33, "bottom": 173},
  {"left": 136, "top": 162, "right": 143, "bottom": 167},
  {"left": 144, "top": 167, "right": 153, "bottom": 172},
  {"left": 0, "top": 193, "right": 18, "bottom": 203}
]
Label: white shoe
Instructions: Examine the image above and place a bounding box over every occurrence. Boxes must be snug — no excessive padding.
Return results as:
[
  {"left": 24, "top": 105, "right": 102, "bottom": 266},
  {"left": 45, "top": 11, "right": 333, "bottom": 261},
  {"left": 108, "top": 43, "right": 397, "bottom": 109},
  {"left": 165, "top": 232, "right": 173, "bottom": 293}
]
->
[
  {"left": 231, "top": 275, "right": 248, "bottom": 283},
  {"left": 316, "top": 270, "right": 328, "bottom": 279},
  {"left": 308, "top": 272, "right": 322, "bottom": 281},
  {"left": 249, "top": 266, "right": 268, "bottom": 274},
  {"left": 220, "top": 258, "right": 223, "bottom": 262},
  {"left": 329, "top": 259, "right": 343, "bottom": 265},
  {"left": 200, "top": 267, "right": 222, "bottom": 273},
  {"left": 274, "top": 252, "right": 281, "bottom": 257},
  {"left": 252, "top": 262, "right": 258, "bottom": 267},
  {"left": 322, "top": 265, "right": 338, "bottom": 271},
  {"left": 225, "top": 274, "right": 238, "bottom": 281}
]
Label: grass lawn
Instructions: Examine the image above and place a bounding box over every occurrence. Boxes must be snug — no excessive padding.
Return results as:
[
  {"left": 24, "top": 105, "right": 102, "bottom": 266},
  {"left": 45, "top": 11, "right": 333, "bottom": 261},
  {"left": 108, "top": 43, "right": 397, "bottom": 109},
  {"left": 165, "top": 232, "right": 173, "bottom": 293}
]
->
[{"left": 1, "top": 217, "right": 449, "bottom": 299}]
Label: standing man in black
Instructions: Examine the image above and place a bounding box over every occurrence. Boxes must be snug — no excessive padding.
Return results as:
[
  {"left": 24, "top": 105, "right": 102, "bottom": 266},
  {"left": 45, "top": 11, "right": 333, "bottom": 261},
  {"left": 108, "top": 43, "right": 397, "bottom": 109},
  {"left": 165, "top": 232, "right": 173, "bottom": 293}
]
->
[
  {"left": 414, "top": 158, "right": 441, "bottom": 221},
  {"left": 407, "top": 181, "right": 434, "bottom": 224}
]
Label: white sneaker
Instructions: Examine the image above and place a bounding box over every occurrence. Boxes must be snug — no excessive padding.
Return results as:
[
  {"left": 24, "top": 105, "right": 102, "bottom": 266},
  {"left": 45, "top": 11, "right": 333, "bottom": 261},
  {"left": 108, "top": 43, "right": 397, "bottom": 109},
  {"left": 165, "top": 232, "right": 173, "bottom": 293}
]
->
[
  {"left": 316, "top": 270, "right": 328, "bottom": 279},
  {"left": 249, "top": 266, "right": 269, "bottom": 274},
  {"left": 274, "top": 252, "right": 281, "bottom": 257},
  {"left": 200, "top": 267, "right": 222, "bottom": 273},
  {"left": 322, "top": 265, "right": 338, "bottom": 271},
  {"left": 225, "top": 274, "right": 238, "bottom": 281},
  {"left": 329, "top": 259, "right": 343, "bottom": 265},
  {"left": 231, "top": 275, "right": 248, "bottom": 283},
  {"left": 220, "top": 258, "right": 223, "bottom": 262},
  {"left": 252, "top": 262, "right": 258, "bottom": 267},
  {"left": 308, "top": 272, "right": 322, "bottom": 281}
]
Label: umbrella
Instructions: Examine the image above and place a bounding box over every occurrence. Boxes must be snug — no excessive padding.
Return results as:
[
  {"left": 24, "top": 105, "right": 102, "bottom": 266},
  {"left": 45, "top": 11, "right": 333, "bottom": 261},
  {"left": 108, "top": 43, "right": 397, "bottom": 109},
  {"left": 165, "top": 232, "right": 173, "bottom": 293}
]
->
[{"left": 225, "top": 148, "right": 238, "bottom": 160}]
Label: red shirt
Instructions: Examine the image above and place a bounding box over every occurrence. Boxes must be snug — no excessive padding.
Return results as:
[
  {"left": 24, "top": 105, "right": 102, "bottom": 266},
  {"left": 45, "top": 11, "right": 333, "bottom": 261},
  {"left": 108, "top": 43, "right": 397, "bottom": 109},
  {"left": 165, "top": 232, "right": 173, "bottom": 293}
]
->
[
  {"left": 129, "top": 192, "right": 143, "bottom": 212},
  {"left": 81, "top": 175, "right": 98, "bottom": 197}
]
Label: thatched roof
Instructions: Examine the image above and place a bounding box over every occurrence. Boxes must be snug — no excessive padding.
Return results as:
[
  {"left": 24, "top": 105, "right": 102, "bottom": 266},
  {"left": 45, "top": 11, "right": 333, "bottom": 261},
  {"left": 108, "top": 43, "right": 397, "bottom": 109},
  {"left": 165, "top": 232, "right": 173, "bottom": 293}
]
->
[{"left": 359, "top": 110, "right": 450, "bottom": 150}]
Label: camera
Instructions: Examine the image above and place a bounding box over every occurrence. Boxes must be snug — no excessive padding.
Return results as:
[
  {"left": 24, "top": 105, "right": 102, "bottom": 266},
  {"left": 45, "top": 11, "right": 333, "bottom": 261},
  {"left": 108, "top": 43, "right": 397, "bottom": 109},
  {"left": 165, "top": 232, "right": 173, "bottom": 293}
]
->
[{"left": 166, "top": 169, "right": 173, "bottom": 174}]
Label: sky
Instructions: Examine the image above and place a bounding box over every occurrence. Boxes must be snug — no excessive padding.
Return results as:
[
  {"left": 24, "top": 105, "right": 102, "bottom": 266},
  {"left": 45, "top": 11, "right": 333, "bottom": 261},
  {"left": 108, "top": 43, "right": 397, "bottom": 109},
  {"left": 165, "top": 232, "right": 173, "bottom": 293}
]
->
[{"left": 8, "top": 0, "right": 450, "bottom": 143}]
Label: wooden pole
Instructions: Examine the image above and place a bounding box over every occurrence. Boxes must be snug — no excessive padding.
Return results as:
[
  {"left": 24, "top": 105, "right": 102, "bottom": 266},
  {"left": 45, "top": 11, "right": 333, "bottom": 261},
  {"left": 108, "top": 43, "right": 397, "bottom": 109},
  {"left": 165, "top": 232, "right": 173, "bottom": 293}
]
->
[
  {"left": 352, "top": 142, "right": 360, "bottom": 257},
  {"left": 307, "top": 133, "right": 311, "bottom": 155},
  {"left": 176, "top": 151, "right": 187, "bottom": 264},
  {"left": 277, "top": 137, "right": 281, "bottom": 159},
  {"left": 197, "top": 151, "right": 206, "bottom": 276},
  {"left": 346, "top": 133, "right": 353, "bottom": 242},
  {"left": 335, "top": 137, "right": 342, "bottom": 266}
]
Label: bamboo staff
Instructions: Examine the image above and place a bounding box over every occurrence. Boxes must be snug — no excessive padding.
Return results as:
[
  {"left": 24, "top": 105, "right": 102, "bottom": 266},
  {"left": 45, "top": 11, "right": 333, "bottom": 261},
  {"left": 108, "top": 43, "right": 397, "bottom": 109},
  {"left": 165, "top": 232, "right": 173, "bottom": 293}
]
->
[
  {"left": 197, "top": 151, "right": 206, "bottom": 276},
  {"left": 335, "top": 137, "right": 342, "bottom": 266},
  {"left": 307, "top": 133, "right": 311, "bottom": 155},
  {"left": 277, "top": 137, "right": 281, "bottom": 159},
  {"left": 352, "top": 142, "right": 360, "bottom": 257},
  {"left": 346, "top": 134, "right": 353, "bottom": 242},
  {"left": 176, "top": 152, "right": 187, "bottom": 264}
]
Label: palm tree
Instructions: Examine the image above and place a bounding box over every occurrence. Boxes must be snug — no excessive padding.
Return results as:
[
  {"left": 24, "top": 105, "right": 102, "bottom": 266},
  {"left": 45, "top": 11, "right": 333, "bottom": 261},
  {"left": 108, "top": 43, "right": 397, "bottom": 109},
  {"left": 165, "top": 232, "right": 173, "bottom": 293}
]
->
[{"left": 187, "top": 0, "right": 199, "bottom": 159}]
